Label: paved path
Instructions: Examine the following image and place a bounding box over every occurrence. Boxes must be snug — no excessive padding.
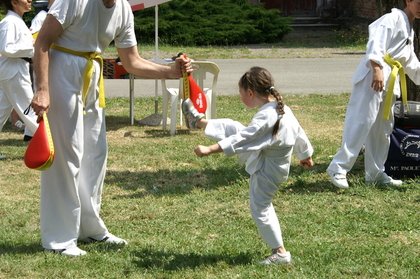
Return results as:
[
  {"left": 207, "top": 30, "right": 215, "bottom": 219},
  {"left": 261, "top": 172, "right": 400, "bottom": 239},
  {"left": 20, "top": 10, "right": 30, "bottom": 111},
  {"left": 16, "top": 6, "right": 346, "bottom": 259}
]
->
[{"left": 104, "top": 56, "right": 363, "bottom": 98}]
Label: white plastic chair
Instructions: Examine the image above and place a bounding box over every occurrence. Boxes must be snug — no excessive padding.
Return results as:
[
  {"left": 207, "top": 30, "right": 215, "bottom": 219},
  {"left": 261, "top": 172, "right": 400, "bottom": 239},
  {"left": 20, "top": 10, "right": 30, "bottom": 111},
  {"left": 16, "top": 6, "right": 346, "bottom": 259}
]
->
[{"left": 161, "top": 61, "right": 220, "bottom": 135}]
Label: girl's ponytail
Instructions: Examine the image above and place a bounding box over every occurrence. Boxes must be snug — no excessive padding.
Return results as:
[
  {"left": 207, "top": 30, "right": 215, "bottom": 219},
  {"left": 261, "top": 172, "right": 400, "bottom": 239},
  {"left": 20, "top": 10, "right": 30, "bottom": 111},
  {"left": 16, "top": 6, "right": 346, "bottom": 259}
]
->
[{"left": 269, "top": 87, "right": 285, "bottom": 136}]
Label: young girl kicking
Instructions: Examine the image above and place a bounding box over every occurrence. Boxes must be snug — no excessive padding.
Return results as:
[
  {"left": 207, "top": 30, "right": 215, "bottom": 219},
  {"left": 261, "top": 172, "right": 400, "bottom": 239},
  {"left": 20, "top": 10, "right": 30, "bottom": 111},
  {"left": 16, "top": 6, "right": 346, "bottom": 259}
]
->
[{"left": 182, "top": 66, "right": 314, "bottom": 265}]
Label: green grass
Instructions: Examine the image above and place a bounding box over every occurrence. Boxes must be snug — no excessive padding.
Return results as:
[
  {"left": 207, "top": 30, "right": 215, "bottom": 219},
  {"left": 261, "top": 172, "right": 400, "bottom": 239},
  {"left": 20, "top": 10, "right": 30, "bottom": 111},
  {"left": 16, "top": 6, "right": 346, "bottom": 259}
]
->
[
  {"left": 0, "top": 95, "right": 419, "bottom": 279},
  {"left": 104, "top": 32, "right": 367, "bottom": 60}
]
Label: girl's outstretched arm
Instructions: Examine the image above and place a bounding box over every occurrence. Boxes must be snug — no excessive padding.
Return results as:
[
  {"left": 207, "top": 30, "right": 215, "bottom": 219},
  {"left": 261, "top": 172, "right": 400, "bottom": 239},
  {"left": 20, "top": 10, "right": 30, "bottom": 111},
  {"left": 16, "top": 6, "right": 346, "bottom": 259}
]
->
[{"left": 194, "top": 144, "right": 222, "bottom": 157}]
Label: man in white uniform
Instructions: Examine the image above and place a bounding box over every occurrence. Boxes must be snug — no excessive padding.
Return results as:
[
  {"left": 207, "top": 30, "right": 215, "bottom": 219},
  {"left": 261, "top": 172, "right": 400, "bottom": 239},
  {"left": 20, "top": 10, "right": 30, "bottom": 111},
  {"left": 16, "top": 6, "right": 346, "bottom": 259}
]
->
[
  {"left": 31, "top": 0, "right": 191, "bottom": 257},
  {"left": 327, "top": 0, "right": 420, "bottom": 188}
]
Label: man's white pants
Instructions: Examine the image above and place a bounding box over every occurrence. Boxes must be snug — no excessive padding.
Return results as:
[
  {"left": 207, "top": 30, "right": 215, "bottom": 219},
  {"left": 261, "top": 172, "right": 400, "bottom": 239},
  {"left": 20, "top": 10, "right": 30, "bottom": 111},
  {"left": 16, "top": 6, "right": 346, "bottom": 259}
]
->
[
  {"left": 0, "top": 71, "right": 37, "bottom": 136},
  {"left": 205, "top": 119, "right": 284, "bottom": 249},
  {"left": 40, "top": 53, "right": 109, "bottom": 250},
  {"left": 327, "top": 75, "right": 394, "bottom": 181}
]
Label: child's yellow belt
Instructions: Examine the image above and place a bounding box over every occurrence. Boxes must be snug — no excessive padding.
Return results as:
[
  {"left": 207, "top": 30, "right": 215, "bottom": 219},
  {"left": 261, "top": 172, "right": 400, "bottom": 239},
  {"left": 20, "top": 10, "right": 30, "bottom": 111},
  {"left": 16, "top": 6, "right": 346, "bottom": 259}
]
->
[
  {"left": 383, "top": 53, "right": 408, "bottom": 120},
  {"left": 51, "top": 44, "right": 105, "bottom": 109}
]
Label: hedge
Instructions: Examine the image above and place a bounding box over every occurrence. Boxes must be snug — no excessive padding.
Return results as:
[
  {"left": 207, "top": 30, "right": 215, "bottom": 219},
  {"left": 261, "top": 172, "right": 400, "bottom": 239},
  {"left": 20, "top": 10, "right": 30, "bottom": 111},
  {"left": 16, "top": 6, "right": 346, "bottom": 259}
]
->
[
  {"left": 0, "top": 0, "right": 291, "bottom": 46},
  {"left": 133, "top": 0, "right": 291, "bottom": 46}
]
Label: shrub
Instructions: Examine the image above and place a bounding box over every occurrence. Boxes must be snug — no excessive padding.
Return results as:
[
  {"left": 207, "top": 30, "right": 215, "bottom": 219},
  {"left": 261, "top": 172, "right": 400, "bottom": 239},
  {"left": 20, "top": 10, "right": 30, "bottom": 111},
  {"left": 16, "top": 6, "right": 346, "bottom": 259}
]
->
[{"left": 133, "top": 0, "right": 291, "bottom": 46}]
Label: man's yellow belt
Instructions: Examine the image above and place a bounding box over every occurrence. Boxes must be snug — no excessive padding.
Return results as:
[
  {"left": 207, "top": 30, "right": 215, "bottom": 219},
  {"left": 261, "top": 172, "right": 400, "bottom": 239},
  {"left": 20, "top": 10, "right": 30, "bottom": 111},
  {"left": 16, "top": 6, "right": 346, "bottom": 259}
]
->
[
  {"left": 383, "top": 53, "right": 408, "bottom": 120},
  {"left": 51, "top": 44, "right": 105, "bottom": 109}
]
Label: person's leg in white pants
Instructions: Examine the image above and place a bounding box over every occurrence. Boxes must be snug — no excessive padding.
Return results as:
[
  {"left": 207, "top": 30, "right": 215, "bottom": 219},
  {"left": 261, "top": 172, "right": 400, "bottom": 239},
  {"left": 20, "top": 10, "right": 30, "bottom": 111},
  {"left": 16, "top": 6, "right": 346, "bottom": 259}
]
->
[
  {"left": 364, "top": 97, "right": 395, "bottom": 181},
  {"left": 40, "top": 77, "right": 85, "bottom": 249},
  {"left": 78, "top": 98, "right": 109, "bottom": 240},
  {"left": 327, "top": 78, "right": 382, "bottom": 176},
  {"left": 204, "top": 118, "right": 245, "bottom": 141},
  {"left": 249, "top": 172, "right": 284, "bottom": 249},
  {"left": 0, "top": 72, "right": 37, "bottom": 136},
  {"left": 205, "top": 118, "right": 286, "bottom": 248},
  {"left": 40, "top": 59, "right": 108, "bottom": 249}
]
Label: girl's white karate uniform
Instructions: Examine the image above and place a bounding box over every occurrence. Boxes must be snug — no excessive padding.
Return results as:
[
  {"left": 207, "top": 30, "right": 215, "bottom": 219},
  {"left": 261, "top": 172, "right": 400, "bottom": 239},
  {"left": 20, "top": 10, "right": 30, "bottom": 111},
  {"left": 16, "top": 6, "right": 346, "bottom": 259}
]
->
[
  {"left": 327, "top": 8, "right": 420, "bottom": 181},
  {"left": 40, "top": 0, "right": 137, "bottom": 250},
  {"left": 205, "top": 102, "right": 313, "bottom": 249},
  {"left": 0, "top": 11, "right": 37, "bottom": 137}
]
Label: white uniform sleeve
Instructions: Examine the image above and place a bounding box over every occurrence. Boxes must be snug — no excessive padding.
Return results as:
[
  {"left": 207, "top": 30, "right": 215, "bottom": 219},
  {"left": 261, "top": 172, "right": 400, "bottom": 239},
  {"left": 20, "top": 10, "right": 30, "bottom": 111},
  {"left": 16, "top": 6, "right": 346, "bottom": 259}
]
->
[
  {"left": 48, "top": 0, "right": 81, "bottom": 29},
  {"left": 29, "top": 11, "right": 47, "bottom": 34},
  {"left": 366, "top": 15, "right": 394, "bottom": 68},
  {"left": 0, "top": 21, "right": 33, "bottom": 58},
  {"left": 114, "top": 1, "right": 137, "bottom": 48},
  {"left": 293, "top": 126, "right": 314, "bottom": 161},
  {"left": 405, "top": 50, "right": 420, "bottom": 84}
]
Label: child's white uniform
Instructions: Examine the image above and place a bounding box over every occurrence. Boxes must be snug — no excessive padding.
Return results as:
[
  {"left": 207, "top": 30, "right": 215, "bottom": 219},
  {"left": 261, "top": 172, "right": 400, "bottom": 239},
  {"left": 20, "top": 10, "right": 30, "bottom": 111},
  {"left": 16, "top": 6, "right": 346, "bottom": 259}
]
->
[
  {"left": 29, "top": 10, "right": 48, "bottom": 35},
  {"left": 327, "top": 8, "right": 420, "bottom": 181},
  {"left": 40, "top": 0, "right": 136, "bottom": 250},
  {"left": 205, "top": 102, "right": 313, "bottom": 249},
  {"left": 0, "top": 11, "right": 37, "bottom": 136}
]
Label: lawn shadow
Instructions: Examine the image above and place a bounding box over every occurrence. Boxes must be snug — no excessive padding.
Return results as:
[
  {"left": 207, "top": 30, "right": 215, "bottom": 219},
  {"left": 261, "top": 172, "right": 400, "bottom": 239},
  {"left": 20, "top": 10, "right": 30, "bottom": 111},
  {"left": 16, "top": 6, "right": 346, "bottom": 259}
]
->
[
  {"left": 284, "top": 156, "right": 412, "bottom": 194},
  {"left": 281, "top": 161, "right": 345, "bottom": 193},
  {"left": 282, "top": 158, "right": 365, "bottom": 194},
  {"left": 332, "top": 51, "right": 365, "bottom": 55},
  {"left": 132, "top": 248, "right": 253, "bottom": 270},
  {"left": 106, "top": 115, "right": 136, "bottom": 131},
  {"left": 0, "top": 242, "right": 41, "bottom": 255},
  {"left": 105, "top": 115, "right": 193, "bottom": 138},
  {"left": 0, "top": 138, "right": 26, "bottom": 147},
  {"left": 106, "top": 164, "right": 247, "bottom": 199}
]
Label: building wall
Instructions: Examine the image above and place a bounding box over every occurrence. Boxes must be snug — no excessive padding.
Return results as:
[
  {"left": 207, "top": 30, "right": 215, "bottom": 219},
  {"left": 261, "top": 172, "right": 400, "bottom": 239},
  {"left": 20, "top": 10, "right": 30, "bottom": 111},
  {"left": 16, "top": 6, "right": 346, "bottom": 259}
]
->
[
  {"left": 253, "top": 0, "right": 403, "bottom": 20},
  {"left": 352, "top": 0, "right": 378, "bottom": 19}
]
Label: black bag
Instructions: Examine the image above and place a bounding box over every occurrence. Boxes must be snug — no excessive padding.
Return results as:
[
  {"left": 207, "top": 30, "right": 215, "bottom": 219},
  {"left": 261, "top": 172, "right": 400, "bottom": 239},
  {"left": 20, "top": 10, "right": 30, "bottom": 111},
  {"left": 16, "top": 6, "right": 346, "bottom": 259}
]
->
[
  {"left": 394, "top": 101, "right": 420, "bottom": 128},
  {"left": 385, "top": 127, "right": 420, "bottom": 178}
]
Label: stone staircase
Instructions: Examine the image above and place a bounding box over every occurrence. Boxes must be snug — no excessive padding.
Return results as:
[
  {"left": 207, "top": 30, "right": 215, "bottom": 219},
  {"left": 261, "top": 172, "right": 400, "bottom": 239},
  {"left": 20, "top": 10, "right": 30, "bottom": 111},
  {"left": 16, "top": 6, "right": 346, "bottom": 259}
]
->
[
  {"left": 284, "top": 15, "right": 340, "bottom": 41},
  {"left": 291, "top": 16, "right": 339, "bottom": 30}
]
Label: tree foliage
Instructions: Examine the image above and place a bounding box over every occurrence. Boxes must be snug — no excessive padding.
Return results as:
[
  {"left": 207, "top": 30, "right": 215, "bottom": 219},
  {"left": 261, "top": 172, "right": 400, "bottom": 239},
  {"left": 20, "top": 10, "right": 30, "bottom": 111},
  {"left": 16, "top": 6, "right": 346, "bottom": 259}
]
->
[{"left": 133, "top": 0, "right": 291, "bottom": 46}]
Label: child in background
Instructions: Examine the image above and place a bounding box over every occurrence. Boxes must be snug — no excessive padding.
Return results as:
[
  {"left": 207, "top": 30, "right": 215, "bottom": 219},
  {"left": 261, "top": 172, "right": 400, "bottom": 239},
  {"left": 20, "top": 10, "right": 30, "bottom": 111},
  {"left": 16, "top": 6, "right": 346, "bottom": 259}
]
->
[
  {"left": 327, "top": 0, "right": 420, "bottom": 188},
  {"left": 182, "top": 66, "right": 314, "bottom": 265},
  {"left": 0, "top": 0, "right": 38, "bottom": 141}
]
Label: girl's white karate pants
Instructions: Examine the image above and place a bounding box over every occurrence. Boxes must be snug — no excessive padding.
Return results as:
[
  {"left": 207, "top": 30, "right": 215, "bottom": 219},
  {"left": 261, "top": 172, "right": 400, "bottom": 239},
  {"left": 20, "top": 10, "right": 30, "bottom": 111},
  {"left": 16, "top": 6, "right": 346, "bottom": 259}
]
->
[
  {"left": 40, "top": 52, "right": 109, "bottom": 250},
  {"left": 327, "top": 73, "right": 394, "bottom": 181},
  {"left": 205, "top": 119, "right": 285, "bottom": 249},
  {"left": 0, "top": 71, "right": 37, "bottom": 136}
]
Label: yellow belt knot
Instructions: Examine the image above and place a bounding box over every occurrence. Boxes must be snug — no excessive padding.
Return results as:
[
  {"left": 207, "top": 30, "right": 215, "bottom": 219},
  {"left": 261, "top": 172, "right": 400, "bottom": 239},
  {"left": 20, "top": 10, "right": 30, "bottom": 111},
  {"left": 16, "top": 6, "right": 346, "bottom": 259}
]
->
[
  {"left": 383, "top": 53, "right": 408, "bottom": 120},
  {"left": 51, "top": 44, "right": 106, "bottom": 110}
]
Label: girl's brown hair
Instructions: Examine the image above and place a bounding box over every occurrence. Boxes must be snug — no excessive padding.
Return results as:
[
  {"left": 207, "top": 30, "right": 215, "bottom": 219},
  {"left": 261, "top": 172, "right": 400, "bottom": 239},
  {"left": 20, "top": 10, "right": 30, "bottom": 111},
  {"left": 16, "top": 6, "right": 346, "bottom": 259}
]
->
[{"left": 238, "top": 66, "right": 285, "bottom": 136}]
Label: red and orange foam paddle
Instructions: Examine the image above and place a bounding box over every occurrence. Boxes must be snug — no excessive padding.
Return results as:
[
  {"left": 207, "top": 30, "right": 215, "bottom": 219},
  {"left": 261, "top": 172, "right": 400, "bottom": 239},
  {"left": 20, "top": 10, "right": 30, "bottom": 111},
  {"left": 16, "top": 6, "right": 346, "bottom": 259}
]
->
[
  {"left": 182, "top": 54, "right": 207, "bottom": 114},
  {"left": 24, "top": 112, "right": 54, "bottom": 170}
]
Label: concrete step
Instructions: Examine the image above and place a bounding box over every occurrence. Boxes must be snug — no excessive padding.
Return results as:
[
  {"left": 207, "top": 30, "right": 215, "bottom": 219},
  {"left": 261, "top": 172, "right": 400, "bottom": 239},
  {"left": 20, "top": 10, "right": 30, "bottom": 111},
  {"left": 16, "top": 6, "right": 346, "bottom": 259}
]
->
[
  {"left": 290, "top": 16, "right": 339, "bottom": 30},
  {"left": 291, "top": 23, "right": 339, "bottom": 29},
  {"left": 292, "top": 16, "right": 323, "bottom": 24}
]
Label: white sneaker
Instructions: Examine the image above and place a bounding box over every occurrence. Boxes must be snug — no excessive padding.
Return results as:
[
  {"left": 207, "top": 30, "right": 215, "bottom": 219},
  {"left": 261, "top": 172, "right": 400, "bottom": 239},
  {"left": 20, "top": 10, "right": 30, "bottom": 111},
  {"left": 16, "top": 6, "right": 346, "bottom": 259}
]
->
[
  {"left": 260, "top": 251, "right": 292, "bottom": 265},
  {"left": 45, "top": 246, "right": 87, "bottom": 257},
  {"left": 181, "top": 98, "right": 205, "bottom": 129},
  {"left": 87, "top": 233, "right": 128, "bottom": 245},
  {"left": 328, "top": 172, "right": 349, "bottom": 189},
  {"left": 366, "top": 173, "right": 403, "bottom": 186}
]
